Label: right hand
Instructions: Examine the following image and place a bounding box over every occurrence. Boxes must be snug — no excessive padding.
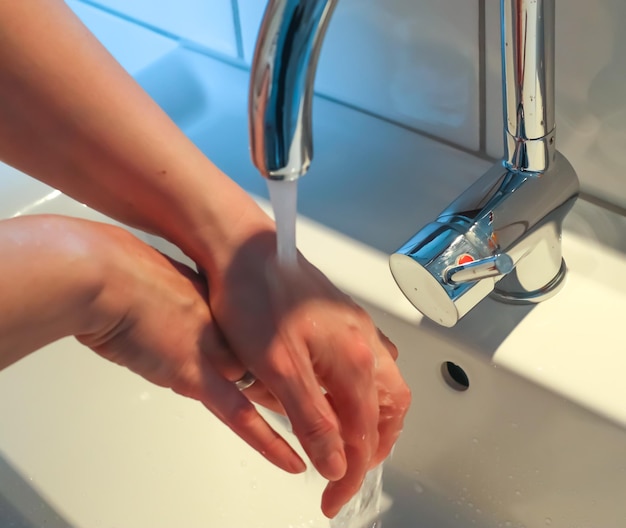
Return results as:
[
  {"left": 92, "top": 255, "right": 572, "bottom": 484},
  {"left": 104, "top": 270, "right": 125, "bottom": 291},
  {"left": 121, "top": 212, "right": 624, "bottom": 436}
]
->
[{"left": 71, "top": 218, "right": 307, "bottom": 476}]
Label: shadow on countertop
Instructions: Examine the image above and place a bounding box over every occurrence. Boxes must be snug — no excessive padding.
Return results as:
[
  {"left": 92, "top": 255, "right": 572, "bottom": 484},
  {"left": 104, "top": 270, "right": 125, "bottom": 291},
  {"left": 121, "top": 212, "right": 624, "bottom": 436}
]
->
[{"left": 0, "top": 453, "right": 75, "bottom": 528}]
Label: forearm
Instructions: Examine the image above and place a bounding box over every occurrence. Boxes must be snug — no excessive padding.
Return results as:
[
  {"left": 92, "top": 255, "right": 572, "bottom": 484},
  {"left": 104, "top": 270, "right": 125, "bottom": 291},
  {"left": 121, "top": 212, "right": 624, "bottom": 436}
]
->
[
  {"left": 0, "top": 0, "right": 272, "bottom": 276},
  {"left": 0, "top": 215, "right": 107, "bottom": 369}
]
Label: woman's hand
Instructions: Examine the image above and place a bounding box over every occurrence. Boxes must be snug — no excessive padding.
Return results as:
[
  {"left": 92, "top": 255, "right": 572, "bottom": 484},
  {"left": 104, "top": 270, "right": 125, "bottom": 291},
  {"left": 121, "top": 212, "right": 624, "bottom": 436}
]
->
[
  {"left": 205, "top": 229, "right": 412, "bottom": 518},
  {"left": 0, "top": 215, "right": 306, "bottom": 476},
  {"left": 76, "top": 218, "right": 311, "bottom": 476}
]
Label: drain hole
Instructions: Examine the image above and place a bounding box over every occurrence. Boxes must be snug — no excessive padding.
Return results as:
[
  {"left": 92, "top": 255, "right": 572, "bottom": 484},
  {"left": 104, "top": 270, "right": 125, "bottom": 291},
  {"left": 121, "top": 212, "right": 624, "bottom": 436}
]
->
[{"left": 441, "top": 361, "right": 469, "bottom": 391}]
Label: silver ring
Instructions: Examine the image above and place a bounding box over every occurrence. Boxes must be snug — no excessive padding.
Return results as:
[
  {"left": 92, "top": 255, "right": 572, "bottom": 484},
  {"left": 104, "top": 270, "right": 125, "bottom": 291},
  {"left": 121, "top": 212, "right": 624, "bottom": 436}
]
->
[{"left": 234, "top": 371, "right": 256, "bottom": 391}]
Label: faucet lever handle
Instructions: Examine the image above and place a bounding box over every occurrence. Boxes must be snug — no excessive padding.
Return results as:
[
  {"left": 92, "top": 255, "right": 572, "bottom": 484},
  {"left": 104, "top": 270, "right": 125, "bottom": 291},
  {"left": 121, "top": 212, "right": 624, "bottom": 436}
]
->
[{"left": 444, "top": 253, "right": 514, "bottom": 285}]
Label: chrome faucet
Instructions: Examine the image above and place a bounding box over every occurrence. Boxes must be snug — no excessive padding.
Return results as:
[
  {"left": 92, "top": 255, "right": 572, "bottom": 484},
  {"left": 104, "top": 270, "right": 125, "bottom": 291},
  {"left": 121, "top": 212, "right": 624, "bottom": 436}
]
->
[
  {"left": 249, "top": 0, "right": 338, "bottom": 181},
  {"left": 248, "top": 0, "right": 579, "bottom": 327}
]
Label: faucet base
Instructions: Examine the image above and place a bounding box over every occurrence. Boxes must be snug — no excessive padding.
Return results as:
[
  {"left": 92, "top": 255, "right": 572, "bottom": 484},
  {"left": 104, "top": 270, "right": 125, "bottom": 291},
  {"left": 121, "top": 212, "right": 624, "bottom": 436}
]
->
[{"left": 491, "top": 258, "right": 567, "bottom": 305}]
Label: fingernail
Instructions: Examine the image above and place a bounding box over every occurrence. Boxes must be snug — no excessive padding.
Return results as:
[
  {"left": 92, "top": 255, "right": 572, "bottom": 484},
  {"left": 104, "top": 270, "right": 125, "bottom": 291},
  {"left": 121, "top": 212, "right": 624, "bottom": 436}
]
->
[
  {"left": 324, "top": 504, "right": 341, "bottom": 519},
  {"left": 289, "top": 454, "right": 307, "bottom": 474},
  {"left": 318, "top": 449, "right": 346, "bottom": 482}
]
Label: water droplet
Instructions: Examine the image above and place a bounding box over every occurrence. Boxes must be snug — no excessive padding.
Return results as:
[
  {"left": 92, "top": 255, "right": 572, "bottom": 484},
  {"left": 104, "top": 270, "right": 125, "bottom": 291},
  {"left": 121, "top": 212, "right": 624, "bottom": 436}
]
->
[
  {"left": 515, "top": 489, "right": 522, "bottom": 497},
  {"left": 414, "top": 482, "right": 424, "bottom": 494},
  {"left": 545, "top": 518, "right": 552, "bottom": 525},
  {"left": 250, "top": 480, "right": 258, "bottom": 490},
  {"left": 476, "top": 508, "right": 482, "bottom": 514},
  {"left": 472, "top": 437, "right": 479, "bottom": 444}
]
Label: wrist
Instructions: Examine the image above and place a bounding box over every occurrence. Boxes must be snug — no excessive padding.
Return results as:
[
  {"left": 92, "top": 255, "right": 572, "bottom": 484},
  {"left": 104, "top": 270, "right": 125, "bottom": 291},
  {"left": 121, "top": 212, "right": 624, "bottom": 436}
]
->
[
  {"left": 171, "top": 175, "right": 276, "bottom": 282},
  {"left": 0, "top": 215, "right": 110, "bottom": 366}
]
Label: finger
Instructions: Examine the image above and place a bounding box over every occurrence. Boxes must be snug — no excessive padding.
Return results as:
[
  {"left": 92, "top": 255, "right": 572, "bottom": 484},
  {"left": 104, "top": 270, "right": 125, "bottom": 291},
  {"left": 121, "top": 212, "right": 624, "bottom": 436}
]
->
[
  {"left": 377, "top": 329, "right": 398, "bottom": 361},
  {"left": 207, "top": 386, "right": 306, "bottom": 475},
  {"left": 320, "top": 438, "right": 375, "bottom": 518},
  {"left": 321, "top": 357, "right": 408, "bottom": 518},
  {"left": 371, "top": 358, "right": 411, "bottom": 467},
  {"left": 175, "top": 356, "right": 306, "bottom": 475},
  {"left": 236, "top": 376, "right": 286, "bottom": 415},
  {"left": 372, "top": 405, "right": 406, "bottom": 468},
  {"left": 254, "top": 341, "right": 347, "bottom": 482},
  {"left": 196, "top": 317, "right": 285, "bottom": 415},
  {"left": 312, "top": 333, "right": 381, "bottom": 516},
  {"left": 294, "top": 326, "right": 380, "bottom": 517}
]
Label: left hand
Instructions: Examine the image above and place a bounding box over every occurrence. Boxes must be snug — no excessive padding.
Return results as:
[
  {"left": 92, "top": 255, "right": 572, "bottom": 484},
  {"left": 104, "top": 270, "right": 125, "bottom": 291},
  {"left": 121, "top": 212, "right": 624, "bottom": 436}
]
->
[{"left": 73, "top": 220, "right": 305, "bottom": 476}]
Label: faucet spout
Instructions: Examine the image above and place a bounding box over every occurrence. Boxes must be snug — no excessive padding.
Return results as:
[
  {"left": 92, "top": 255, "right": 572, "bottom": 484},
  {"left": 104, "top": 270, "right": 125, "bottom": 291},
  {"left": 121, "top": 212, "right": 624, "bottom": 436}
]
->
[{"left": 248, "top": 0, "right": 338, "bottom": 181}]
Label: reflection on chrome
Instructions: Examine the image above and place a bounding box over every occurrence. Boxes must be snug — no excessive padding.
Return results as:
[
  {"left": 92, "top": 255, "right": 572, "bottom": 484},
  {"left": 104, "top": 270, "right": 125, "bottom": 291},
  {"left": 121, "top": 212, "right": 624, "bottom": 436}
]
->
[{"left": 248, "top": 0, "right": 579, "bottom": 327}]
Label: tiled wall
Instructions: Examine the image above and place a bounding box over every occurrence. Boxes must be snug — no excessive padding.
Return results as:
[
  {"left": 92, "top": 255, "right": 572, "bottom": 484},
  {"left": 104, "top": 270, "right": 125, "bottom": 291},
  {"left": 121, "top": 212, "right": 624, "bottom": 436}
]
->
[{"left": 70, "top": 0, "right": 626, "bottom": 211}]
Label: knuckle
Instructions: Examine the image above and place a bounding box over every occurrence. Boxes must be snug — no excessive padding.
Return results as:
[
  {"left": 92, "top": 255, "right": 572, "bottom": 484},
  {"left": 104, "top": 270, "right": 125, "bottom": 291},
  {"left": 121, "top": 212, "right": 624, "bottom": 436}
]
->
[
  {"left": 384, "top": 383, "right": 412, "bottom": 418},
  {"left": 345, "top": 339, "right": 376, "bottom": 377},
  {"left": 377, "top": 376, "right": 412, "bottom": 416},
  {"left": 350, "top": 307, "right": 377, "bottom": 333},
  {"left": 400, "top": 382, "right": 412, "bottom": 403},
  {"left": 396, "top": 385, "right": 412, "bottom": 415},
  {"left": 384, "top": 338, "right": 399, "bottom": 360},
  {"left": 295, "top": 413, "right": 338, "bottom": 444},
  {"left": 228, "top": 400, "right": 261, "bottom": 431},
  {"left": 349, "top": 301, "right": 370, "bottom": 320}
]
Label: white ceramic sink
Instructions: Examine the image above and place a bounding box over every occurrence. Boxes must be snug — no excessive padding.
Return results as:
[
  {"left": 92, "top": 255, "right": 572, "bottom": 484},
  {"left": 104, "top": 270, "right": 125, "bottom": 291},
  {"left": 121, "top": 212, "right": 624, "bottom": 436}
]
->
[{"left": 1, "top": 47, "right": 626, "bottom": 528}]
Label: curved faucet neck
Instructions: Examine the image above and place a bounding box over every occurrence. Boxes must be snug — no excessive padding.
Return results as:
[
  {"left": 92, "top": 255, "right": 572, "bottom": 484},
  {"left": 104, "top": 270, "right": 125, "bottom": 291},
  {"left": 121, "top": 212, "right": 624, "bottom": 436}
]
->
[{"left": 248, "top": 0, "right": 338, "bottom": 181}]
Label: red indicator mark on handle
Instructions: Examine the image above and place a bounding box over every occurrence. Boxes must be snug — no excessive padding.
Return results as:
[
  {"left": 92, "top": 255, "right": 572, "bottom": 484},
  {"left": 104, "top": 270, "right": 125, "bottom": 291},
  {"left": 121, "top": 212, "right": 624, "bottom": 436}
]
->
[{"left": 456, "top": 254, "right": 474, "bottom": 266}]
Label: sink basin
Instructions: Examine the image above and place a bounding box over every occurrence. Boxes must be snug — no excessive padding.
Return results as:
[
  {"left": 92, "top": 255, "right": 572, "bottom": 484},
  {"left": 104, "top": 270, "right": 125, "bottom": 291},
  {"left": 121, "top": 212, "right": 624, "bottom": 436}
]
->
[
  {"left": 1, "top": 47, "right": 626, "bottom": 528},
  {"left": 1, "top": 189, "right": 625, "bottom": 528}
]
